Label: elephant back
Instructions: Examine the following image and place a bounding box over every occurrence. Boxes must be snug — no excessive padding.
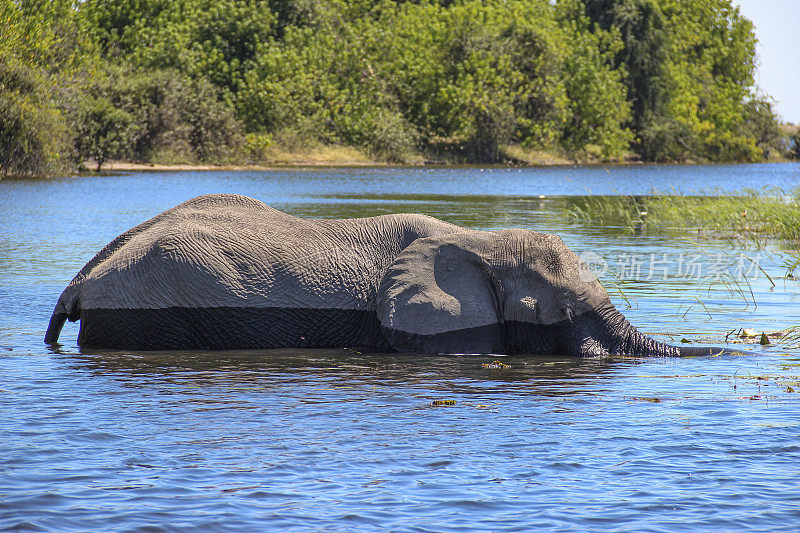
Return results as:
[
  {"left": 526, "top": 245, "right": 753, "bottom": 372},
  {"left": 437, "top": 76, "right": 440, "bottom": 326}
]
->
[{"left": 46, "top": 194, "right": 462, "bottom": 349}]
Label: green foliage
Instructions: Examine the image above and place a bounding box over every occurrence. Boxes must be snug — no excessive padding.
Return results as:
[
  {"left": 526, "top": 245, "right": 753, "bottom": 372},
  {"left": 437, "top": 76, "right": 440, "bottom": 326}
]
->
[
  {"left": 378, "top": 0, "right": 569, "bottom": 161},
  {"left": 583, "top": 0, "right": 779, "bottom": 162},
  {"left": 583, "top": 0, "right": 669, "bottom": 131},
  {"left": 648, "top": 0, "right": 767, "bottom": 161},
  {"left": 77, "top": 67, "right": 244, "bottom": 163},
  {"left": 80, "top": 0, "right": 275, "bottom": 91},
  {"left": 239, "top": 0, "right": 631, "bottom": 162},
  {"left": 0, "top": 0, "right": 784, "bottom": 174},
  {"left": 740, "top": 97, "right": 783, "bottom": 157},
  {"left": 74, "top": 97, "right": 133, "bottom": 170},
  {"left": 0, "top": 0, "right": 81, "bottom": 175},
  {"left": 557, "top": 3, "right": 633, "bottom": 157},
  {"left": 237, "top": 5, "right": 421, "bottom": 161},
  {"left": 242, "top": 132, "right": 274, "bottom": 161},
  {"left": 789, "top": 134, "right": 800, "bottom": 160},
  {"left": 0, "top": 60, "right": 69, "bottom": 176},
  {"left": 0, "top": 0, "right": 83, "bottom": 70}
]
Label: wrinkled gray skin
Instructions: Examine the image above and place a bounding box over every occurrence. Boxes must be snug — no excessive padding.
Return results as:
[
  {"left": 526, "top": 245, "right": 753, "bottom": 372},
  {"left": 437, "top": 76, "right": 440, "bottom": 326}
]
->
[{"left": 46, "top": 194, "right": 727, "bottom": 356}]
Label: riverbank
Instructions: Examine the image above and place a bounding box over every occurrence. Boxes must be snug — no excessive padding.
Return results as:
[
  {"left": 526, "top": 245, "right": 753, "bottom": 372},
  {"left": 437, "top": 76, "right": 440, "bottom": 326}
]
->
[
  {"left": 84, "top": 143, "right": 581, "bottom": 172},
  {"left": 86, "top": 143, "right": 382, "bottom": 172},
  {"left": 82, "top": 136, "right": 798, "bottom": 173},
  {"left": 97, "top": 160, "right": 381, "bottom": 172}
]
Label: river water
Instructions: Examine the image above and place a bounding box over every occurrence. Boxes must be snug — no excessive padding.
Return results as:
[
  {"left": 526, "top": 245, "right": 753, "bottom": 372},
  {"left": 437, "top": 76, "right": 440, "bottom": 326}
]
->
[{"left": 1, "top": 163, "right": 799, "bottom": 531}]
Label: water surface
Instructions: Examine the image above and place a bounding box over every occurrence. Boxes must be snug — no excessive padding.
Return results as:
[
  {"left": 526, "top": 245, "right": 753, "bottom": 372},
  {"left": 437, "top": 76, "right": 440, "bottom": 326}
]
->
[{"left": 1, "top": 164, "right": 799, "bottom": 531}]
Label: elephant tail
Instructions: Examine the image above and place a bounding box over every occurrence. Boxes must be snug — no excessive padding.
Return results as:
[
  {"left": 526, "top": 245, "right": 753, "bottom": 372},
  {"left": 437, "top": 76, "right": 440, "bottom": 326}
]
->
[
  {"left": 44, "top": 287, "right": 82, "bottom": 345},
  {"left": 44, "top": 311, "right": 68, "bottom": 344},
  {"left": 44, "top": 203, "right": 173, "bottom": 346}
]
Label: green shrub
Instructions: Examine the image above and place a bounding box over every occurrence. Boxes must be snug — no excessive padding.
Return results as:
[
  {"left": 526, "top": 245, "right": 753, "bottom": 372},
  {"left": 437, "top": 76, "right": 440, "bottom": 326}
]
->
[
  {"left": 789, "top": 134, "right": 800, "bottom": 160},
  {"left": 558, "top": 7, "right": 633, "bottom": 159},
  {"left": 242, "top": 132, "right": 274, "bottom": 161},
  {"left": 0, "top": 0, "right": 82, "bottom": 175},
  {"left": 184, "top": 78, "right": 244, "bottom": 162},
  {"left": 80, "top": 0, "right": 275, "bottom": 91},
  {"left": 0, "top": 61, "right": 69, "bottom": 176},
  {"left": 362, "top": 109, "right": 419, "bottom": 163},
  {"left": 73, "top": 66, "right": 244, "bottom": 164},
  {"left": 74, "top": 96, "right": 134, "bottom": 170}
]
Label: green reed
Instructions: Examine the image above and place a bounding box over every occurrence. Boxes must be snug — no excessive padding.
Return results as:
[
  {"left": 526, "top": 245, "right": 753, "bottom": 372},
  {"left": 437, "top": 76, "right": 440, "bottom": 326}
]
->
[
  {"left": 564, "top": 188, "right": 800, "bottom": 320},
  {"left": 565, "top": 187, "right": 800, "bottom": 242}
]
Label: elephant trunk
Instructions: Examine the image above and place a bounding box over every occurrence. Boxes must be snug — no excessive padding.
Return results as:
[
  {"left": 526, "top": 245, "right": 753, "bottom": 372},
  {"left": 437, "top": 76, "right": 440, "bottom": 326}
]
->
[
  {"left": 620, "top": 323, "right": 733, "bottom": 357},
  {"left": 568, "top": 305, "right": 740, "bottom": 357}
]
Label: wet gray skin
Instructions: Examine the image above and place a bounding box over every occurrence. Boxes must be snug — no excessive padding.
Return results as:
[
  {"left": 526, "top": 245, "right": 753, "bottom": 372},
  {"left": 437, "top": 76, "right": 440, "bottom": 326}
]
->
[{"left": 46, "top": 194, "right": 738, "bottom": 356}]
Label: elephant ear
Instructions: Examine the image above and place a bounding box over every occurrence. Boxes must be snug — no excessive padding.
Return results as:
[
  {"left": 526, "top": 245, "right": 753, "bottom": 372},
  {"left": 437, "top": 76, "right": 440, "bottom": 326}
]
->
[{"left": 376, "top": 232, "right": 504, "bottom": 354}]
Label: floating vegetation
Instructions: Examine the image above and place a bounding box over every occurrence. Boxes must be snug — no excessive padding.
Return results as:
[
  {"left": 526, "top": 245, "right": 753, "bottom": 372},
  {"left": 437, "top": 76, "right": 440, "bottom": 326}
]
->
[
  {"left": 564, "top": 187, "right": 800, "bottom": 242},
  {"left": 482, "top": 360, "right": 511, "bottom": 369},
  {"left": 630, "top": 397, "right": 663, "bottom": 403},
  {"left": 726, "top": 327, "right": 799, "bottom": 348},
  {"left": 431, "top": 399, "right": 457, "bottom": 406}
]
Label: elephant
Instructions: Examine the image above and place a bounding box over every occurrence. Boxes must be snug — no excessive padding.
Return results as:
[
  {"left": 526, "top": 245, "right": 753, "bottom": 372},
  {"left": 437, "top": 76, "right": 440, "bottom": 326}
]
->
[{"left": 45, "top": 193, "right": 729, "bottom": 356}]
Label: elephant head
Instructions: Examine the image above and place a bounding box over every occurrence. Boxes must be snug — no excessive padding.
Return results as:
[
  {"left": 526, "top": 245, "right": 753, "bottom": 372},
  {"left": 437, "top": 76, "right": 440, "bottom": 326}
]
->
[{"left": 377, "top": 229, "right": 728, "bottom": 356}]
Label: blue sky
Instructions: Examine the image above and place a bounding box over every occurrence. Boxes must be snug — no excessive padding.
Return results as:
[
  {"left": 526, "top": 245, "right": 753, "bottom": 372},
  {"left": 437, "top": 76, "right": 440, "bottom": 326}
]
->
[{"left": 733, "top": 0, "right": 800, "bottom": 123}]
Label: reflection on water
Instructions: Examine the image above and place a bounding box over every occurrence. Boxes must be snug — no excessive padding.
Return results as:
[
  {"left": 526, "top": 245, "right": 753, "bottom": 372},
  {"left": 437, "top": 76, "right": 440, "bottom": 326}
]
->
[
  {"left": 283, "top": 193, "right": 556, "bottom": 231},
  {"left": 68, "top": 348, "right": 618, "bottom": 395},
  {"left": 1, "top": 164, "right": 800, "bottom": 531}
]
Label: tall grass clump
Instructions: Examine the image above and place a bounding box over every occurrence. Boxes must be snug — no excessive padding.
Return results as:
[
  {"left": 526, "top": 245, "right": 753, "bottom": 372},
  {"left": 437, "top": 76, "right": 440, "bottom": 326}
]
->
[{"left": 565, "top": 188, "right": 800, "bottom": 241}]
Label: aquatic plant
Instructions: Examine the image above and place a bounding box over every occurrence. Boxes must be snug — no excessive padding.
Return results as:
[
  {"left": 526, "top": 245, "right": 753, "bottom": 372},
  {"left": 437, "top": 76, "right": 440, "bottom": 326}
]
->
[{"left": 565, "top": 188, "right": 800, "bottom": 242}]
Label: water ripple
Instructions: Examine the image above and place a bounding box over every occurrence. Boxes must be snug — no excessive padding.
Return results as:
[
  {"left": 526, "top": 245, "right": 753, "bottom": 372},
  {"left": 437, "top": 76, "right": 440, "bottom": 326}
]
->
[{"left": 2, "top": 167, "right": 800, "bottom": 530}]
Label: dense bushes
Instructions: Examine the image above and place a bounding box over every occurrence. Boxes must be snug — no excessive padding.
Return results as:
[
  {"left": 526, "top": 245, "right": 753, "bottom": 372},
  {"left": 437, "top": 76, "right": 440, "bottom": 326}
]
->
[
  {"left": 0, "top": 0, "right": 75, "bottom": 175},
  {"left": 790, "top": 133, "right": 800, "bottom": 160},
  {"left": 0, "top": 0, "right": 791, "bottom": 175},
  {"left": 0, "top": 61, "right": 69, "bottom": 176},
  {"left": 237, "top": 0, "right": 633, "bottom": 162},
  {"left": 79, "top": 68, "right": 244, "bottom": 164},
  {"left": 0, "top": 0, "right": 244, "bottom": 174}
]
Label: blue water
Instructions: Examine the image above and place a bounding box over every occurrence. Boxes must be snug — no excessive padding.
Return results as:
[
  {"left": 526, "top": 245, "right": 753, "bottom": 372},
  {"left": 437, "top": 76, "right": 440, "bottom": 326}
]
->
[{"left": 1, "top": 164, "right": 799, "bottom": 531}]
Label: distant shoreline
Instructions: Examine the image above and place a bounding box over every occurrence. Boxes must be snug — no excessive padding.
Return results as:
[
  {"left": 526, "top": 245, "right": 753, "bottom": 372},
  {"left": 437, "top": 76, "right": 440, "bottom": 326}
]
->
[
  {"left": 79, "top": 137, "right": 797, "bottom": 173},
  {"left": 97, "top": 161, "right": 385, "bottom": 172},
  {"left": 81, "top": 145, "right": 600, "bottom": 171},
  {"left": 87, "top": 157, "right": 795, "bottom": 174},
  {"left": 0, "top": 155, "right": 790, "bottom": 180}
]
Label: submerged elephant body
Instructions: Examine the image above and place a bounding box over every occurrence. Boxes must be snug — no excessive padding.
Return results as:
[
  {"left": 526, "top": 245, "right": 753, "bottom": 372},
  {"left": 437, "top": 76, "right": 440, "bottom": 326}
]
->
[{"left": 46, "top": 194, "right": 719, "bottom": 356}]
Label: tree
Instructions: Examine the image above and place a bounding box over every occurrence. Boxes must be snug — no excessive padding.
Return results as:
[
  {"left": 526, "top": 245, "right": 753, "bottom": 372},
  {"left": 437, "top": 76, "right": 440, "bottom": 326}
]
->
[
  {"left": 0, "top": 0, "right": 82, "bottom": 175},
  {"left": 652, "top": 0, "right": 764, "bottom": 161},
  {"left": 80, "top": 0, "right": 275, "bottom": 92},
  {"left": 557, "top": 2, "right": 633, "bottom": 158},
  {"left": 582, "top": 0, "right": 775, "bottom": 162},
  {"left": 789, "top": 134, "right": 800, "bottom": 160},
  {"left": 74, "top": 97, "right": 133, "bottom": 170},
  {"left": 0, "top": 61, "right": 69, "bottom": 176},
  {"left": 583, "top": 1, "right": 669, "bottom": 125}
]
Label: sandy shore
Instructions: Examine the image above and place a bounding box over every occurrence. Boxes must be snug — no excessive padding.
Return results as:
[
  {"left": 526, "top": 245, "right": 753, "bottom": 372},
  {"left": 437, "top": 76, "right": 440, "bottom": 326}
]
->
[
  {"left": 88, "top": 145, "right": 580, "bottom": 171},
  {"left": 98, "top": 161, "right": 388, "bottom": 172}
]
